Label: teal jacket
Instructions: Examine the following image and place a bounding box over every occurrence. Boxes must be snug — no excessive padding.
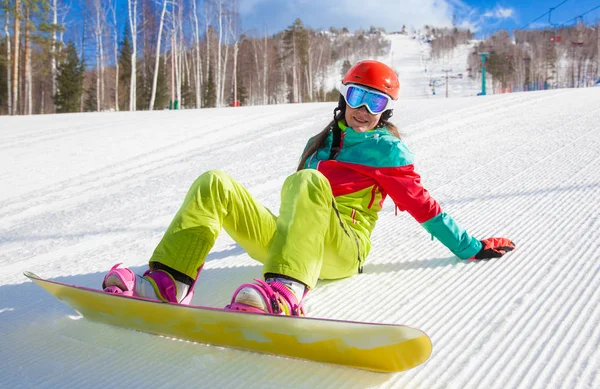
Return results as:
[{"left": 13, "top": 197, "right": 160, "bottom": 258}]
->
[{"left": 304, "top": 122, "right": 482, "bottom": 259}]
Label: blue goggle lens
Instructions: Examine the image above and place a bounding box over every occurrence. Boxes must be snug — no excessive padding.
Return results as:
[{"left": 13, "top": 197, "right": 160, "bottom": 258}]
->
[{"left": 345, "top": 86, "right": 389, "bottom": 114}]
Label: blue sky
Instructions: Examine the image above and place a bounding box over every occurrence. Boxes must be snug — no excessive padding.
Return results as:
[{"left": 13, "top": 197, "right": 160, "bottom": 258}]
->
[{"left": 239, "top": 0, "right": 600, "bottom": 37}]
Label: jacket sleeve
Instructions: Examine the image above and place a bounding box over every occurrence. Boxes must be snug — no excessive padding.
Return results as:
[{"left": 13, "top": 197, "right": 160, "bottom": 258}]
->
[{"left": 372, "top": 165, "right": 482, "bottom": 259}]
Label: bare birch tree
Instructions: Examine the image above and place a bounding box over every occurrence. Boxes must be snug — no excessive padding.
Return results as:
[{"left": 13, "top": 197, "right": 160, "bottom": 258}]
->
[
  {"left": 312, "top": 33, "right": 330, "bottom": 101},
  {"left": 292, "top": 33, "right": 298, "bottom": 103},
  {"left": 597, "top": 21, "right": 600, "bottom": 79},
  {"left": 305, "top": 31, "right": 314, "bottom": 101},
  {"left": 167, "top": 0, "right": 181, "bottom": 108},
  {"left": 128, "top": 0, "right": 137, "bottom": 110},
  {"left": 12, "top": 0, "right": 20, "bottom": 114},
  {"left": 250, "top": 38, "right": 260, "bottom": 104},
  {"left": 174, "top": 0, "right": 182, "bottom": 106},
  {"left": 24, "top": 4, "right": 31, "bottom": 114},
  {"left": 219, "top": 13, "right": 230, "bottom": 106},
  {"left": 231, "top": 34, "right": 237, "bottom": 105},
  {"left": 178, "top": 0, "right": 184, "bottom": 105},
  {"left": 50, "top": 0, "right": 58, "bottom": 112},
  {"left": 203, "top": 1, "right": 211, "bottom": 102},
  {"left": 190, "top": 0, "right": 202, "bottom": 108},
  {"left": 215, "top": 0, "right": 223, "bottom": 106},
  {"left": 109, "top": 0, "right": 118, "bottom": 111},
  {"left": 3, "top": 3, "right": 12, "bottom": 115},
  {"left": 227, "top": 1, "right": 240, "bottom": 106},
  {"left": 45, "top": 0, "right": 70, "bottom": 111},
  {"left": 57, "top": 0, "right": 68, "bottom": 50},
  {"left": 169, "top": 34, "right": 174, "bottom": 105},
  {"left": 184, "top": 47, "right": 190, "bottom": 98},
  {"left": 262, "top": 27, "right": 267, "bottom": 104},
  {"left": 148, "top": 0, "right": 168, "bottom": 110},
  {"left": 92, "top": 0, "right": 105, "bottom": 111},
  {"left": 278, "top": 40, "right": 288, "bottom": 104},
  {"left": 249, "top": 29, "right": 268, "bottom": 105}
]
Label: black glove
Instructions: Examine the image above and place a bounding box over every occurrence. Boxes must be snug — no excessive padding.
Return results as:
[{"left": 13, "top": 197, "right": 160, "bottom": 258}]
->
[{"left": 472, "top": 237, "right": 515, "bottom": 260}]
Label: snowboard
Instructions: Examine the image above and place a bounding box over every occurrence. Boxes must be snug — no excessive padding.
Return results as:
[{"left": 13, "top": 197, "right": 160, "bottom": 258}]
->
[{"left": 24, "top": 271, "right": 432, "bottom": 373}]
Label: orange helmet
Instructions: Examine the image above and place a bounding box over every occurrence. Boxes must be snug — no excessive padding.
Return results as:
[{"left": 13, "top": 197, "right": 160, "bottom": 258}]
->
[{"left": 342, "top": 60, "right": 400, "bottom": 100}]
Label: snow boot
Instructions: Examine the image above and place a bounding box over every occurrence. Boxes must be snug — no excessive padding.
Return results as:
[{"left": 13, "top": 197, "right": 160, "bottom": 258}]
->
[
  {"left": 102, "top": 263, "right": 193, "bottom": 304},
  {"left": 225, "top": 277, "right": 306, "bottom": 316}
]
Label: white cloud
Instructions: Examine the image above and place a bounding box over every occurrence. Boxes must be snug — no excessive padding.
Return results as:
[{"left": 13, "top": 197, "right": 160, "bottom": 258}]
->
[
  {"left": 239, "top": 1, "right": 516, "bottom": 36},
  {"left": 458, "top": 20, "right": 480, "bottom": 33},
  {"left": 496, "top": 7, "right": 514, "bottom": 19},
  {"left": 240, "top": 0, "right": 457, "bottom": 32},
  {"left": 460, "top": 5, "right": 516, "bottom": 33},
  {"left": 483, "top": 7, "right": 515, "bottom": 20},
  {"left": 332, "top": 0, "right": 456, "bottom": 30}
]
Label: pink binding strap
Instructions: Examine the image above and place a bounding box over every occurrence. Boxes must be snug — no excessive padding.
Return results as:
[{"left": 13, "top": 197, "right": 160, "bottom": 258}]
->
[
  {"left": 226, "top": 279, "right": 273, "bottom": 313},
  {"left": 268, "top": 281, "right": 304, "bottom": 316},
  {"left": 226, "top": 278, "right": 305, "bottom": 316}
]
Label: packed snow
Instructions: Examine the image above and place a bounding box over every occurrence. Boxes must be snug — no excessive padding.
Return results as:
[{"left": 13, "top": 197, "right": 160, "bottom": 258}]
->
[{"left": 1, "top": 34, "right": 600, "bottom": 389}]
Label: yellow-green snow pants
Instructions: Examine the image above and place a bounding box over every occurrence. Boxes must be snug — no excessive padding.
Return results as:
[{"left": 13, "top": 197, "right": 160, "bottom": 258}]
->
[{"left": 149, "top": 169, "right": 364, "bottom": 289}]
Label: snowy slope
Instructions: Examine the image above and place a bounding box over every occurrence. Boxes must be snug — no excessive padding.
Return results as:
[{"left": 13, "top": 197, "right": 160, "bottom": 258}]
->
[
  {"left": 2, "top": 88, "right": 600, "bottom": 389},
  {"left": 384, "top": 34, "right": 481, "bottom": 99},
  {"left": 387, "top": 35, "right": 430, "bottom": 99},
  {"left": 422, "top": 42, "right": 483, "bottom": 98},
  {"left": 322, "top": 34, "right": 479, "bottom": 100}
]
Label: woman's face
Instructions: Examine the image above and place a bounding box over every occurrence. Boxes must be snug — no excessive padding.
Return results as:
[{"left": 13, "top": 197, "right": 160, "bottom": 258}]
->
[{"left": 344, "top": 105, "right": 382, "bottom": 132}]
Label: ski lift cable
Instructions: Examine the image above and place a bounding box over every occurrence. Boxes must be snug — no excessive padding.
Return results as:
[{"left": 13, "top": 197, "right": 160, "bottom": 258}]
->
[
  {"left": 520, "top": 0, "right": 570, "bottom": 30},
  {"left": 561, "top": 4, "right": 600, "bottom": 25}
]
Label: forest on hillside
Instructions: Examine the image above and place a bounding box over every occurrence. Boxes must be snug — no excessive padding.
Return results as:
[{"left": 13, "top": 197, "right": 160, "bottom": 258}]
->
[
  {"left": 469, "top": 24, "right": 600, "bottom": 91},
  {"left": 0, "top": 0, "right": 389, "bottom": 115},
  {"left": 1, "top": 1, "right": 599, "bottom": 116},
  {"left": 426, "top": 23, "right": 600, "bottom": 92}
]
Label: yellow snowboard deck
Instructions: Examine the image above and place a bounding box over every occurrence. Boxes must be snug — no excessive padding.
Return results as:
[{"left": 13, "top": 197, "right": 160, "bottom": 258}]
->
[{"left": 25, "top": 271, "right": 432, "bottom": 372}]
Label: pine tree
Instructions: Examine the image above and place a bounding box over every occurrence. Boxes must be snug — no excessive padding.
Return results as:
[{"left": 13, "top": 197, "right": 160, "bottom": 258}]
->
[
  {"left": 84, "top": 76, "right": 97, "bottom": 112},
  {"left": 181, "top": 74, "right": 193, "bottom": 109},
  {"left": 118, "top": 24, "right": 132, "bottom": 110},
  {"left": 136, "top": 69, "right": 149, "bottom": 111},
  {"left": 204, "top": 63, "right": 216, "bottom": 108},
  {"left": 341, "top": 59, "right": 352, "bottom": 78},
  {"left": 283, "top": 19, "right": 309, "bottom": 102},
  {"left": 152, "top": 55, "right": 168, "bottom": 110},
  {"left": 324, "top": 88, "right": 339, "bottom": 102},
  {"left": 35, "top": 2, "right": 65, "bottom": 113},
  {"left": 54, "top": 41, "right": 84, "bottom": 113},
  {"left": 236, "top": 71, "right": 248, "bottom": 106}
]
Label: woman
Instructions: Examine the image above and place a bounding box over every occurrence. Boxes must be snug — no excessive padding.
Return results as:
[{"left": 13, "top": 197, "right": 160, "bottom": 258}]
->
[{"left": 102, "top": 60, "right": 515, "bottom": 315}]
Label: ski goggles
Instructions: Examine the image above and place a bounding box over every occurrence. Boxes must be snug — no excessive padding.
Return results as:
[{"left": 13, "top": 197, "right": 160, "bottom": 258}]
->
[{"left": 338, "top": 83, "right": 396, "bottom": 115}]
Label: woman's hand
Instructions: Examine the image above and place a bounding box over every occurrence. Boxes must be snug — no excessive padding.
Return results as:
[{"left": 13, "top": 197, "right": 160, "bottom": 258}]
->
[{"left": 472, "top": 237, "right": 515, "bottom": 260}]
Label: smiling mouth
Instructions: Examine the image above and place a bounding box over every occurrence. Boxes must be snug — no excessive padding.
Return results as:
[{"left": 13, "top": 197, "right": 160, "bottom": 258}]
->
[{"left": 353, "top": 116, "right": 368, "bottom": 124}]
